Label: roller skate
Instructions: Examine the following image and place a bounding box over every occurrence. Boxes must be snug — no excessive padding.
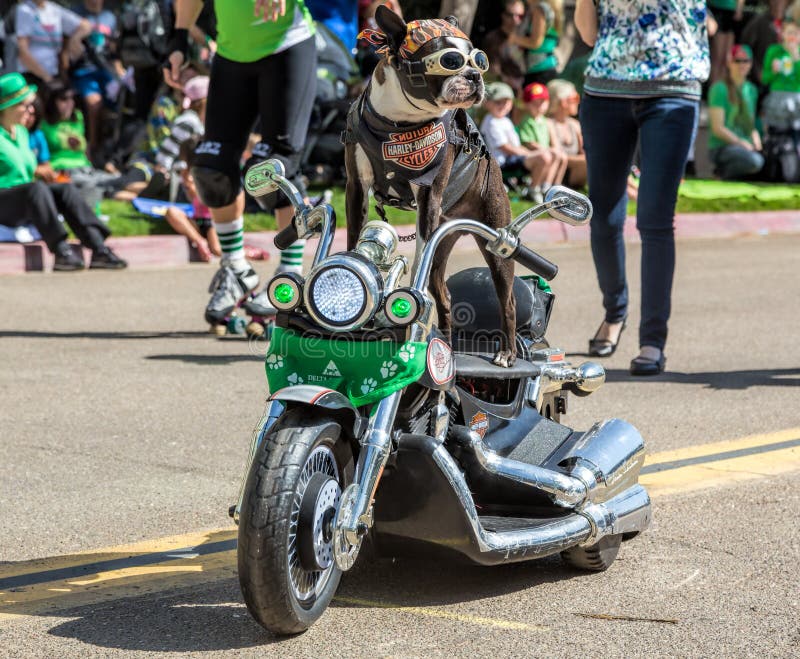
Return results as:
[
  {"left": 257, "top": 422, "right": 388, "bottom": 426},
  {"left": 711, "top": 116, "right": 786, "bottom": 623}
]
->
[
  {"left": 205, "top": 263, "right": 260, "bottom": 336},
  {"left": 242, "top": 264, "right": 303, "bottom": 339}
]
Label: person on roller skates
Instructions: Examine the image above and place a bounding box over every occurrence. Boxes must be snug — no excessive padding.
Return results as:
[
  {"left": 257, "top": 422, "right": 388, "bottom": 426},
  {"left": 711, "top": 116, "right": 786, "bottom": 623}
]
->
[{"left": 164, "top": 0, "right": 316, "bottom": 334}]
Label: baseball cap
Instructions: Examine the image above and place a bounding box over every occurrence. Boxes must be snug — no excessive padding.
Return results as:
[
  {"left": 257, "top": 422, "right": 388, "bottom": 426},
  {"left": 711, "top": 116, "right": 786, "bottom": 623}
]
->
[
  {"left": 730, "top": 44, "right": 752, "bottom": 60},
  {"left": 523, "top": 82, "right": 549, "bottom": 102},
  {"left": 484, "top": 81, "right": 515, "bottom": 101},
  {"left": 182, "top": 76, "right": 209, "bottom": 109}
]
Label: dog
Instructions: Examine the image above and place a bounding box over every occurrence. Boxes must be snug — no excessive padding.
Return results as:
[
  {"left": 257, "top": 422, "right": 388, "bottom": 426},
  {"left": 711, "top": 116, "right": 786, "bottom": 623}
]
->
[{"left": 343, "top": 6, "right": 517, "bottom": 366}]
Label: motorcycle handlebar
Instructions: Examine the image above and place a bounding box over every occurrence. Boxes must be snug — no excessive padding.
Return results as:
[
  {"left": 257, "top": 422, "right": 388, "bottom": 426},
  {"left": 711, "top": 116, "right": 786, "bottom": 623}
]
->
[
  {"left": 274, "top": 222, "right": 299, "bottom": 250},
  {"left": 512, "top": 243, "right": 559, "bottom": 280}
]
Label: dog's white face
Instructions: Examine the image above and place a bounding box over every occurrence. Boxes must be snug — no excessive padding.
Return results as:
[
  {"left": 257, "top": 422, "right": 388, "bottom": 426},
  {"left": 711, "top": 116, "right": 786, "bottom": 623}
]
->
[{"left": 433, "top": 37, "right": 486, "bottom": 110}]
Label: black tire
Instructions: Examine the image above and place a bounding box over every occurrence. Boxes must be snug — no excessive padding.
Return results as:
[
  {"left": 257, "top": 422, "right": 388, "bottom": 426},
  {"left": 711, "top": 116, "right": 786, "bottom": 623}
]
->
[
  {"left": 560, "top": 534, "right": 622, "bottom": 572},
  {"left": 237, "top": 410, "right": 353, "bottom": 634}
]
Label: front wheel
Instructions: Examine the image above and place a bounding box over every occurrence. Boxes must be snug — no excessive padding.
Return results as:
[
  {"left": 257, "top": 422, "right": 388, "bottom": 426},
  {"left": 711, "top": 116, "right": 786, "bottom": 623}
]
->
[{"left": 237, "top": 410, "right": 353, "bottom": 634}]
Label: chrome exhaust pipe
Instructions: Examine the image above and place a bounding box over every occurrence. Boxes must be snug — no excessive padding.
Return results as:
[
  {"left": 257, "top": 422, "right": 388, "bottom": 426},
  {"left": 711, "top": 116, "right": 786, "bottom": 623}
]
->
[
  {"left": 432, "top": 444, "right": 651, "bottom": 561},
  {"left": 454, "top": 418, "right": 646, "bottom": 508}
]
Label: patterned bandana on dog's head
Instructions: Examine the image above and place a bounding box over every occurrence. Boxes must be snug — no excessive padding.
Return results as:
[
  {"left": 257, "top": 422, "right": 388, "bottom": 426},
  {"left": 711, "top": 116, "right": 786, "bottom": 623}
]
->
[{"left": 359, "top": 18, "right": 469, "bottom": 59}]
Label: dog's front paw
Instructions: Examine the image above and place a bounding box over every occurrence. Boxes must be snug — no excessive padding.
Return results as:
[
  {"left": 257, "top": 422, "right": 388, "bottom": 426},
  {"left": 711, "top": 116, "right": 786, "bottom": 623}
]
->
[{"left": 492, "top": 349, "right": 516, "bottom": 368}]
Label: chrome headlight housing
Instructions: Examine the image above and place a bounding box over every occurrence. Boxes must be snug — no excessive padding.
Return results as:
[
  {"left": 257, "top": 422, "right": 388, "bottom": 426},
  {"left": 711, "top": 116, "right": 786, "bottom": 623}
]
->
[
  {"left": 266, "top": 272, "right": 304, "bottom": 312},
  {"left": 304, "top": 253, "right": 383, "bottom": 331}
]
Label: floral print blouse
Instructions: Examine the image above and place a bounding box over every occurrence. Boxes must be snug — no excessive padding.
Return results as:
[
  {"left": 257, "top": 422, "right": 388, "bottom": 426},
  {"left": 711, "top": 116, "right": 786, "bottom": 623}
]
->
[{"left": 584, "top": 0, "right": 710, "bottom": 99}]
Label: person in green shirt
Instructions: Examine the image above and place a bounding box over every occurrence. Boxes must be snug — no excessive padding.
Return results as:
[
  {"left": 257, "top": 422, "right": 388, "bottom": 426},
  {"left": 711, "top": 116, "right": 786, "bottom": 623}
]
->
[
  {"left": 0, "top": 72, "right": 126, "bottom": 270},
  {"left": 708, "top": 44, "right": 764, "bottom": 179},
  {"left": 761, "top": 3, "right": 800, "bottom": 131},
  {"left": 165, "top": 0, "right": 317, "bottom": 329},
  {"left": 516, "top": 81, "right": 566, "bottom": 194},
  {"left": 507, "top": 1, "right": 562, "bottom": 86}
]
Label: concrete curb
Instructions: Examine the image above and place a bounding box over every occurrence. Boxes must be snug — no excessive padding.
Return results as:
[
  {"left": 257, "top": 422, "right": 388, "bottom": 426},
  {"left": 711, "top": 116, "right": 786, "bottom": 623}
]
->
[{"left": 1, "top": 209, "right": 798, "bottom": 274}]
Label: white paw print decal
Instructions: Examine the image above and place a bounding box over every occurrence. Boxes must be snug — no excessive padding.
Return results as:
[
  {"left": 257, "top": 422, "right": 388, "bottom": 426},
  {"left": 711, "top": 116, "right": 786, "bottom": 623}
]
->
[
  {"left": 287, "top": 372, "right": 304, "bottom": 385},
  {"left": 266, "top": 354, "right": 284, "bottom": 370},
  {"left": 380, "top": 360, "right": 398, "bottom": 379},
  {"left": 398, "top": 344, "right": 417, "bottom": 363},
  {"left": 361, "top": 377, "right": 378, "bottom": 395}
]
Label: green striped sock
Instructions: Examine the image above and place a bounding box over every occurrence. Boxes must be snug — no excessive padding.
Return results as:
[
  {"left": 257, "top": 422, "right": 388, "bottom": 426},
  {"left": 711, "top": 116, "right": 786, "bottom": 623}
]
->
[
  {"left": 280, "top": 239, "right": 306, "bottom": 272},
  {"left": 216, "top": 218, "right": 246, "bottom": 270}
]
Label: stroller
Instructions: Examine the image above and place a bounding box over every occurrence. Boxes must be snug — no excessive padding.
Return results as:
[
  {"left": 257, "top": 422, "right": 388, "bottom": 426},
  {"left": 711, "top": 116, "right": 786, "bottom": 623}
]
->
[{"left": 300, "top": 23, "right": 362, "bottom": 187}]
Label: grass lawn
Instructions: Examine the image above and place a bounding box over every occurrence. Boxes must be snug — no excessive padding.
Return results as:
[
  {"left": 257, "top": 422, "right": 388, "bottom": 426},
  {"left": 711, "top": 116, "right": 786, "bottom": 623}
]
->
[{"left": 101, "top": 180, "right": 800, "bottom": 237}]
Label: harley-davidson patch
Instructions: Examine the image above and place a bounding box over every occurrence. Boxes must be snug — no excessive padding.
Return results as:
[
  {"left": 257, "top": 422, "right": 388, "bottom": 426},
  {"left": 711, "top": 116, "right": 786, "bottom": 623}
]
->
[
  {"left": 382, "top": 121, "right": 447, "bottom": 171},
  {"left": 469, "top": 412, "right": 489, "bottom": 439}
]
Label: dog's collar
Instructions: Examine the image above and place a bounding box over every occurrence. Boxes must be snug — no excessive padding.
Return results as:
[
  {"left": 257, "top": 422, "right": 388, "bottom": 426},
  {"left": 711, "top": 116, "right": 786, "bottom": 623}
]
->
[{"left": 362, "top": 93, "right": 447, "bottom": 132}]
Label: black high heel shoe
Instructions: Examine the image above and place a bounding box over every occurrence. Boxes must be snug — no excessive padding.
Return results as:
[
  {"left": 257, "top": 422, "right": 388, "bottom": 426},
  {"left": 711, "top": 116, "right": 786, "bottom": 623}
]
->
[
  {"left": 630, "top": 350, "right": 666, "bottom": 376},
  {"left": 588, "top": 318, "right": 627, "bottom": 357}
]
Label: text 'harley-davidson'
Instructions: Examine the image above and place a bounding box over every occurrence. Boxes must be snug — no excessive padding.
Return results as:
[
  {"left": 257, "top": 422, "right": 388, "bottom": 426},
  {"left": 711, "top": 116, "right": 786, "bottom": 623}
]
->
[{"left": 231, "top": 159, "right": 652, "bottom": 635}]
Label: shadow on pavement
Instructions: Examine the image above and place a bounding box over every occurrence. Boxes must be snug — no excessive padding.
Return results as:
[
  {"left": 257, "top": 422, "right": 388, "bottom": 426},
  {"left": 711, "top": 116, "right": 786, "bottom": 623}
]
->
[
  {"left": 602, "top": 367, "right": 800, "bottom": 390},
  {"left": 0, "top": 330, "right": 210, "bottom": 340},
  {"left": 146, "top": 353, "right": 264, "bottom": 365}
]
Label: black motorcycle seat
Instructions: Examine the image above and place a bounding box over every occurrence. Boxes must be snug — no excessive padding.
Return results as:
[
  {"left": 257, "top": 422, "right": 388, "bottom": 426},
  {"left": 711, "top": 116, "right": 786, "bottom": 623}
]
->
[
  {"left": 446, "top": 268, "right": 535, "bottom": 334},
  {"left": 455, "top": 353, "right": 541, "bottom": 380}
]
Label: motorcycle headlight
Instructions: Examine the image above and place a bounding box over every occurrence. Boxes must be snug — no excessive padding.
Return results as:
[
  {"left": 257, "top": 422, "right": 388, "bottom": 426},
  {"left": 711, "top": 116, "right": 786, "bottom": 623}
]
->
[
  {"left": 266, "top": 272, "right": 304, "bottom": 312},
  {"left": 304, "top": 253, "right": 383, "bottom": 331}
]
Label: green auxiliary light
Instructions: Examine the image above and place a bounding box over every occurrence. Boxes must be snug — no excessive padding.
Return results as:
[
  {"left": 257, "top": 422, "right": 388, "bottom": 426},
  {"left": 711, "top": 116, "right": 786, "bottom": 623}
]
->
[
  {"left": 274, "top": 283, "right": 295, "bottom": 304},
  {"left": 390, "top": 297, "right": 412, "bottom": 318}
]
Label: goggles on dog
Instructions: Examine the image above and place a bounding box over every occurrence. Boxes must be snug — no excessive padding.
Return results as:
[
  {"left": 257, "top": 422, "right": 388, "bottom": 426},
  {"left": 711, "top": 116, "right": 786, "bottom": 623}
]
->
[{"left": 419, "top": 48, "right": 490, "bottom": 76}]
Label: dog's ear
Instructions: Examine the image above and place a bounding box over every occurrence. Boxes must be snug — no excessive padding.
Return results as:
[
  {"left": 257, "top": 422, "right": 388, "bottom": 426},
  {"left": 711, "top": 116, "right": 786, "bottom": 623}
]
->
[
  {"left": 443, "top": 15, "right": 460, "bottom": 28},
  {"left": 375, "top": 5, "right": 408, "bottom": 53}
]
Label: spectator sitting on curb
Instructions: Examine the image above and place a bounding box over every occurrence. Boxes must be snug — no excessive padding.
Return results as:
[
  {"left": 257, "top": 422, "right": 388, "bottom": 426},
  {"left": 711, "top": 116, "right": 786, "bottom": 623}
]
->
[
  {"left": 708, "top": 44, "right": 764, "bottom": 180},
  {"left": 516, "top": 81, "right": 567, "bottom": 192},
  {"left": 163, "top": 136, "right": 220, "bottom": 262},
  {"left": 480, "top": 81, "right": 553, "bottom": 204},
  {"left": 546, "top": 78, "right": 587, "bottom": 188},
  {"left": 0, "top": 73, "right": 126, "bottom": 270},
  {"left": 15, "top": 0, "right": 92, "bottom": 87}
]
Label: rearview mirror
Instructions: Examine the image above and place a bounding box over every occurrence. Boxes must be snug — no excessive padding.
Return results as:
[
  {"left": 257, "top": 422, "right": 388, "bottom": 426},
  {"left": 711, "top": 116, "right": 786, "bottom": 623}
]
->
[
  {"left": 544, "top": 186, "right": 593, "bottom": 226},
  {"left": 244, "top": 159, "right": 286, "bottom": 197}
]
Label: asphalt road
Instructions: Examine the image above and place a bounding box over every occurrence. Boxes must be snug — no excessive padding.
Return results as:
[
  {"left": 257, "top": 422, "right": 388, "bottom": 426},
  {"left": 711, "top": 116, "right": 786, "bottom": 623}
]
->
[{"left": 1, "top": 234, "right": 799, "bottom": 658}]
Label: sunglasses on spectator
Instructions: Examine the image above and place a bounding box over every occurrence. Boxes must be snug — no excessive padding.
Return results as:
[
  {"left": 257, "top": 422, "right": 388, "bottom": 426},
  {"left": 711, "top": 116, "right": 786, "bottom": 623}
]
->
[
  {"left": 503, "top": 11, "right": 525, "bottom": 19},
  {"left": 733, "top": 58, "right": 752, "bottom": 63}
]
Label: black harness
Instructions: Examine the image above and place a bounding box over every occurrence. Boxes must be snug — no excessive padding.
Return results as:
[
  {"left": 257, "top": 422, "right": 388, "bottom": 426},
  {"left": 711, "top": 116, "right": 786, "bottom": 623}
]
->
[{"left": 342, "top": 92, "right": 488, "bottom": 219}]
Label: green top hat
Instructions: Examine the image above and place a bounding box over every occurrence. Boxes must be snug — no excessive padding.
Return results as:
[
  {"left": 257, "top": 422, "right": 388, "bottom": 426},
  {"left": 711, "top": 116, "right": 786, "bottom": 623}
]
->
[{"left": 0, "top": 73, "right": 37, "bottom": 112}]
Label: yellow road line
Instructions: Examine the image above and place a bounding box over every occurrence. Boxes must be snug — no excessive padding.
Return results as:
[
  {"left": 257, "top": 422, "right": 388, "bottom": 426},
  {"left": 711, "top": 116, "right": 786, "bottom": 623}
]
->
[
  {"left": 1, "top": 427, "right": 798, "bottom": 623},
  {"left": 334, "top": 596, "right": 548, "bottom": 632},
  {"left": 641, "top": 427, "right": 800, "bottom": 497}
]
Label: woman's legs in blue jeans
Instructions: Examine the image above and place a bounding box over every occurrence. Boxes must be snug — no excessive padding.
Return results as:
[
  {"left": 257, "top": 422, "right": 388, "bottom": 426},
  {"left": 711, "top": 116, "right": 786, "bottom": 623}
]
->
[
  {"left": 580, "top": 94, "right": 638, "bottom": 325},
  {"left": 635, "top": 98, "right": 697, "bottom": 351}
]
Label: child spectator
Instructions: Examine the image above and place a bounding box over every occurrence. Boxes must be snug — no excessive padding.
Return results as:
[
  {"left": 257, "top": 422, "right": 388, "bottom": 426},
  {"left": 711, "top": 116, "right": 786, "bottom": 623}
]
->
[
  {"left": 164, "top": 136, "right": 220, "bottom": 262},
  {"left": 761, "top": 1, "right": 800, "bottom": 132},
  {"left": 22, "top": 95, "right": 57, "bottom": 183},
  {"left": 516, "top": 81, "right": 566, "bottom": 190},
  {"left": 70, "top": 0, "right": 125, "bottom": 162},
  {"left": 509, "top": 0, "right": 563, "bottom": 86},
  {"left": 480, "top": 81, "right": 555, "bottom": 203},
  {"left": 546, "top": 78, "right": 586, "bottom": 188},
  {"left": 708, "top": 44, "right": 764, "bottom": 179},
  {"left": 742, "top": 0, "right": 788, "bottom": 87},
  {"left": 38, "top": 80, "right": 121, "bottom": 207},
  {"left": 15, "top": 0, "right": 91, "bottom": 86}
]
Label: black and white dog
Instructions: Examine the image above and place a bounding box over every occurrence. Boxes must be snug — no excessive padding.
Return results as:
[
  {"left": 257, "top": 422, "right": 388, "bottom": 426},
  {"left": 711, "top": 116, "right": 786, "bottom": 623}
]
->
[{"left": 343, "top": 6, "right": 518, "bottom": 366}]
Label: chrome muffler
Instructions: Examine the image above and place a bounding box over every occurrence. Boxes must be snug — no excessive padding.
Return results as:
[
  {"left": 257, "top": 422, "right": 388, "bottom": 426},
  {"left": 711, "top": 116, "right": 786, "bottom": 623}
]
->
[
  {"left": 455, "top": 418, "right": 646, "bottom": 508},
  {"left": 431, "top": 444, "right": 651, "bottom": 560}
]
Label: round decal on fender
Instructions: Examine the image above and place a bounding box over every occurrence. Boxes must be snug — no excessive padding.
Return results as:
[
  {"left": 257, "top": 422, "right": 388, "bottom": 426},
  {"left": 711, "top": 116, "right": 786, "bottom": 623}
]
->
[{"left": 427, "top": 338, "right": 454, "bottom": 385}]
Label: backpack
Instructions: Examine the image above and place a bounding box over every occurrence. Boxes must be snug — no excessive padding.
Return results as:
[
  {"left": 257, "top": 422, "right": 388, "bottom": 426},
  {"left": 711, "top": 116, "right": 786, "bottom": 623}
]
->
[{"left": 118, "top": 0, "right": 170, "bottom": 69}]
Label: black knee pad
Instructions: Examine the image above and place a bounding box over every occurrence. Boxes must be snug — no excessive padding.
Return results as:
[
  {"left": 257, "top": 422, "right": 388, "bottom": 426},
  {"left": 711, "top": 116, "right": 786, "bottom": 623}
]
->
[
  {"left": 191, "top": 141, "right": 243, "bottom": 208},
  {"left": 244, "top": 142, "right": 307, "bottom": 211}
]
